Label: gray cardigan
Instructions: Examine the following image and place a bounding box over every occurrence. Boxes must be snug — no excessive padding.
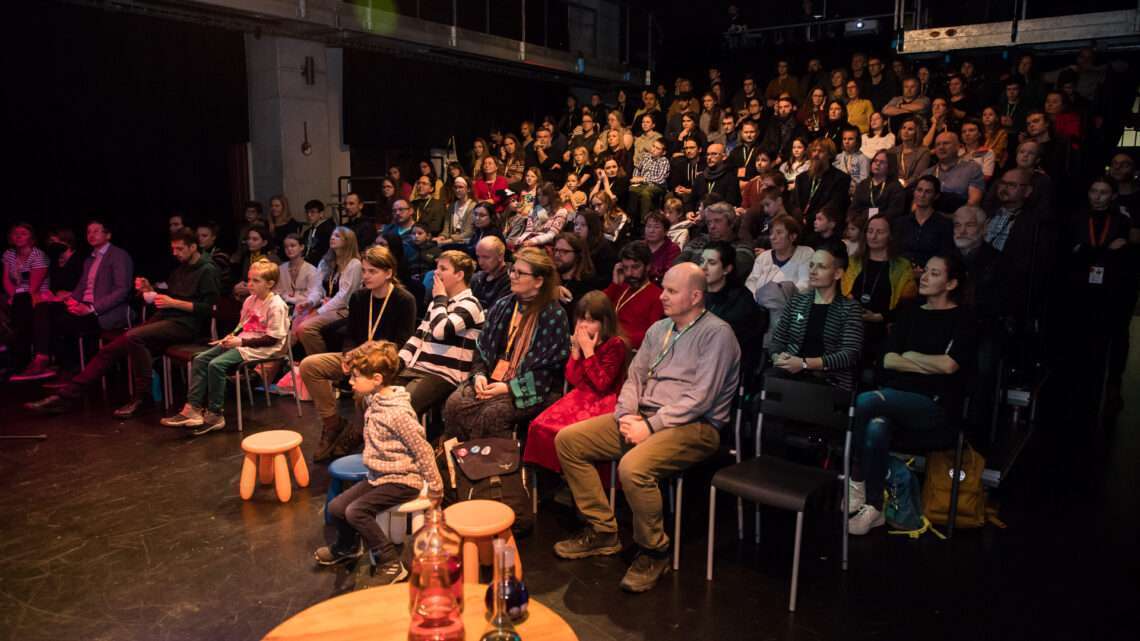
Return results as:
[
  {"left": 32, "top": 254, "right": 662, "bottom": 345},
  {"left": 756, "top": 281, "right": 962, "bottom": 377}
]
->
[{"left": 615, "top": 310, "right": 740, "bottom": 431}]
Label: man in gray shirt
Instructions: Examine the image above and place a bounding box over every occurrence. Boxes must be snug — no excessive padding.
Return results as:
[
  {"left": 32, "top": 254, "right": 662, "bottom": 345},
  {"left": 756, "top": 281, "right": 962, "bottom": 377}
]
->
[{"left": 552, "top": 262, "right": 740, "bottom": 593}]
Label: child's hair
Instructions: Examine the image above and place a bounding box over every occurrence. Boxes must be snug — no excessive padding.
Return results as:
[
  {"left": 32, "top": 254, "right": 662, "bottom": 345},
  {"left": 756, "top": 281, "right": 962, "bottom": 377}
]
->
[
  {"left": 347, "top": 340, "right": 401, "bottom": 384},
  {"left": 412, "top": 222, "right": 430, "bottom": 234},
  {"left": 248, "top": 258, "right": 279, "bottom": 286},
  {"left": 438, "top": 249, "right": 476, "bottom": 284},
  {"left": 574, "top": 290, "right": 619, "bottom": 343}
]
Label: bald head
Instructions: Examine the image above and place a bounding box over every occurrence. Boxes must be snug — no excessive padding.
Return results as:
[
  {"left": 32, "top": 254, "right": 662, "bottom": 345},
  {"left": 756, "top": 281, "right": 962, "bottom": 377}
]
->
[
  {"left": 477, "top": 235, "right": 505, "bottom": 257},
  {"left": 475, "top": 236, "right": 506, "bottom": 273},
  {"left": 934, "top": 131, "right": 960, "bottom": 163},
  {"left": 660, "top": 262, "right": 707, "bottom": 323}
]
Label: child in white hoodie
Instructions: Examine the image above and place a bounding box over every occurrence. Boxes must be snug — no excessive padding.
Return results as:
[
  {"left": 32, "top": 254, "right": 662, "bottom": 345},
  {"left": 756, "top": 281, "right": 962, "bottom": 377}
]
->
[{"left": 314, "top": 340, "right": 443, "bottom": 585}]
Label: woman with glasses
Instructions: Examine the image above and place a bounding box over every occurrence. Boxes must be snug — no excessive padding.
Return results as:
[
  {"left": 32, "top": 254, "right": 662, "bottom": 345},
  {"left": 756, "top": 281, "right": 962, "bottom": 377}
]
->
[{"left": 442, "top": 247, "right": 571, "bottom": 441}]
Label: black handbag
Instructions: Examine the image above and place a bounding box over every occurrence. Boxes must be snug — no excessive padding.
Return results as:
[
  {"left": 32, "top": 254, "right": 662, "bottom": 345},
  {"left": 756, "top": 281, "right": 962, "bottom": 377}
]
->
[{"left": 442, "top": 437, "right": 534, "bottom": 536}]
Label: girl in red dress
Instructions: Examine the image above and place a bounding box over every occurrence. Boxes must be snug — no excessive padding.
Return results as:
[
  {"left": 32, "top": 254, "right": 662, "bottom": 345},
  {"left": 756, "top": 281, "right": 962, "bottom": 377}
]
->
[{"left": 524, "top": 291, "right": 628, "bottom": 472}]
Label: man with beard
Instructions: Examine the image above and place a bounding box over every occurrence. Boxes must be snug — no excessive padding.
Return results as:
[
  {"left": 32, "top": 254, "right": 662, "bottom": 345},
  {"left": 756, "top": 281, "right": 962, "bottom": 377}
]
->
[
  {"left": 669, "top": 138, "right": 705, "bottom": 211},
  {"left": 603, "top": 241, "right": 664, "bottom": 349},
  {"left": 794, "top": 138, "right": 851, "bottom": 225},
  {"left": 341, "top": 192, "right": 376, "bottom": 250},
  {"left": 761, "top": 96, "right": 806, "bottom": 165},
  {"left": 691, "top": 143, "right": 741, "bottom": 211},
  {"left": 553, "top": 232, "right": 598, "bottom": 311},
  {"left": 728, "top": 120, "right": 761, "bottom": 183}
]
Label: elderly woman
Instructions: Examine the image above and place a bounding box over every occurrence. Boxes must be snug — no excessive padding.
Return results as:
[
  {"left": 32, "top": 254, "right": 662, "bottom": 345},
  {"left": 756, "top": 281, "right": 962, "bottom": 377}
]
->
[{"left": 442, "top": 247, "right": 570, "bottom": 440}]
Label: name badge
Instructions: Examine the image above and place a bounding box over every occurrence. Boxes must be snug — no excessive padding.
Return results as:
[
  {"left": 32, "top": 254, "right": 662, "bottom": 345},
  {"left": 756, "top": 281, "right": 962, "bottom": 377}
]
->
[
  {"left": 868, "top": 207, "right": 880, "bottom": 218},
  {"left": 490, "top": 359, "right": 510, "bottom": 382},
  {"left": 1089, "top": 266, "right": 1105, "bottom": 285},
  {"left": 860, "top": 293, "right": 872, "bottom": 305}
]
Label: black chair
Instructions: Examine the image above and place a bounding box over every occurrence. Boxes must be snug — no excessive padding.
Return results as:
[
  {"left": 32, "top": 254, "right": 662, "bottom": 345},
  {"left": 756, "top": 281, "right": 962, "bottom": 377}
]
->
[{"left": 705, "top": 373, "right": 856, "bottom": 612}]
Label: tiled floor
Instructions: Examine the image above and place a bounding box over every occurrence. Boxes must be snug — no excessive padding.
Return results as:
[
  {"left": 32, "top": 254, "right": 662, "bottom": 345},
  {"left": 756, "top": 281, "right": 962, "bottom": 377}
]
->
[{"left": 1, "top": 323, "right": 1137, "bottom": 641}]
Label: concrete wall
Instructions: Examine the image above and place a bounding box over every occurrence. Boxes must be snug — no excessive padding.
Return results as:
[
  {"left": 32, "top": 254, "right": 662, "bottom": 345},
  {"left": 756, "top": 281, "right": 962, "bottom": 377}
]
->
[{"left": 245, "top": 34, "right": 350, "bottom": 221}]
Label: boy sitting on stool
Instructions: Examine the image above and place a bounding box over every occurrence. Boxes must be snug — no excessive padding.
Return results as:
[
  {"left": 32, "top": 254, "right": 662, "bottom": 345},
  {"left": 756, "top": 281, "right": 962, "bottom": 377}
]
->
[{"left": 314, "top": 340, "right": 444, "bottom": 586}]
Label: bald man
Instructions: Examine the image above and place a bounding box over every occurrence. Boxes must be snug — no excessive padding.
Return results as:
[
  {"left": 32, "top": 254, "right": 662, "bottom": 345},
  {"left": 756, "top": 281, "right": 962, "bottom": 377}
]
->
[
  {"left": 470, "top": 236, "right": 510, "bottom": 310},
  {"left": 922, "top": 131, "right": 984, "bottom": 210},
  {"left": 553, "top": 263, "right": 740, "bottom": 593}
]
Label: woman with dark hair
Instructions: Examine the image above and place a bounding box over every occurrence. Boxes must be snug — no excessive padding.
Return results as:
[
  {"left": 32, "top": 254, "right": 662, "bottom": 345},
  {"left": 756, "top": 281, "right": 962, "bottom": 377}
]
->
[
  {"left": 643, "top": 211, "right": 680, "bottom": 285},
  {"left": 442, "top": 247, "right": 571, "bottom": 440},
  {"left": 891, "top": 117, "right": 931, "bottom": 188},
  {"left": 417, "top": 160, "right": 445, "bottom": 200},
  {"left": 798, "top": 87, "right": 828, "bottom": 140},
  {"left": 469, "top": 137, "right": 491, "bottom": 177},
  {"left": 473, "top": 155, "right": 510, "bottom": 215},
  {"left": 768, "top": 239, "right": 864, "bottom": 392},
  {"left": 699, "top": 92, "right": 722, "bottom": 141},
  {"left": 43, "top": 226, "right": 84, "bottom": 304},
  {"left": 572, "top": 209, "right": 617, "bottom": 286},
  {"left": 849, "top": 150, "right": 906, "bottom": 222},
  {"left": 275, "top": 233, "right": 318, "bottom": 309},
  {"left": 848, "top": 253, "right": 974, "bottom": 535},
  {"left": 231, "top": 225, "right": 279, "bottom": 299},
  {"left": 464, "top": 204, "right": 504, "bottom": 257},
  {"left": 841, "top": 215, "right": 917, "bottom": 362},
  {"left": 442, "top": 161, "right": 468, "bottom": 205},
  {"left": 517, "top": 183, "right": 568, "bottom": 250},
  {"left": 499, "top": 133, "right": 527, "bottom": 186},
  {"left": 822, "top": 100, "right": 849, "bottom": 149},
  {"left": 701, "top": 240, "right": 765, "bottom": 348},
  {"left": 980, "top": 106, "right": 1009, "bottom": 169},
  {"left": 376, "top": 177, "right": 399, "bottom": 225},
  {"left": 828, "top": 69, "right": 849, "bottom": 104},
  {"left": 268, "top": 195, "right": 302, "bottom": 251},
  {"left": 524, "top": 290, "right": 627, "bottom": 473},
  {"left": 921, "top": 97, "right": 956, "bottom": 149},
  {"left": 861, "top": 112, "right": 895, "bottom": 160}
]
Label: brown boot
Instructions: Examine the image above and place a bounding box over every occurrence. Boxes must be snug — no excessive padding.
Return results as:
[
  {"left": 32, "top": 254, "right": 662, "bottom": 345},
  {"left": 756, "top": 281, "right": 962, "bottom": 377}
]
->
[
  {"left": 313, "top": 416, "right": 346, "bottom": 463},
  {"left": 329, "top": 419, "right": 364, "bottom": 459}
]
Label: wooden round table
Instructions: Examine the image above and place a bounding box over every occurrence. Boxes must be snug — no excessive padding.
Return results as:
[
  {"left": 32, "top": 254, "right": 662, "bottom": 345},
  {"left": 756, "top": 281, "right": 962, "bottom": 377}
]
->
[{"left": 262, "top": 583, "right": 578, "bottom": 641}]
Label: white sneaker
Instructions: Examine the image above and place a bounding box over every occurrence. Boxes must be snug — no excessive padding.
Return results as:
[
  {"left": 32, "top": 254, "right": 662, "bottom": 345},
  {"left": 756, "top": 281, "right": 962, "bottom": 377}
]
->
[
  {"left": 161, "top": 404, "right": 204, "bottom": 427},
  {"left": 848, "top": 504, "right": 885, "bottom": 536},
  {"left": 846, "top": 480, "right": 866, "bottom": 514}
]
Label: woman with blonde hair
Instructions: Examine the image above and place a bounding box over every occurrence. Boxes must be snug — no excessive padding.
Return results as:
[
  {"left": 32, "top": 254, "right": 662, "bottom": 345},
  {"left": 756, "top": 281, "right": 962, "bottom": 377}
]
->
[
  {"left": 293, "top": 226, "right": 362, "bottom": 356},
  {"left": 442, "top": 247, "right": 571, "bottom": 442}
]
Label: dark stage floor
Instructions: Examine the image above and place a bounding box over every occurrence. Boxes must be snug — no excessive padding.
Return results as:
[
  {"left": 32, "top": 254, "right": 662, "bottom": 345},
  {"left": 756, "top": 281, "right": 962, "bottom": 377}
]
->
[{"left": 1, "top": 329, "right": 1138, "bottom": 641}]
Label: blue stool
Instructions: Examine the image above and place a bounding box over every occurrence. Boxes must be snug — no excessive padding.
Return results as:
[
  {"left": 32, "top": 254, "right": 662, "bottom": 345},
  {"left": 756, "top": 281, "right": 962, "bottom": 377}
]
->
[{"left": 325, "top": 454, "right": 368, "bottom": 524}]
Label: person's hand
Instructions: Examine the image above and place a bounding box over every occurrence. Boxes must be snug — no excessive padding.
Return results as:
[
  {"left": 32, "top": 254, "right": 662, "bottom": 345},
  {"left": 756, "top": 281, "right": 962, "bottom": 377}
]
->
[
  {"left": 473, "top": 375, "right": 489, "bottom": 396},
  {"left": 754, "top": 247, "right": 768, "bottom": 257},
  {"left": 220, "top": 334, "right": 242, "bottom": 349},
  {"left": 675, "top": 185, "right": 690, "bottom": 195},
  {"left": 1000, "top": 115, "right": 1013, "bottom": 128},
  {"left": 577, "top": 322, "right": 599, "bottom": 358},
  {"left": 862, "top": 310, "right": 884, "bottom": 323},
  {"left": 737, "top": 167, "right": 746, "bottom": 178},
  {"left": 558, "top": 285, "right": 572, "bottom": 304},
  {"left": 686, "top": 211, "right": 701, "bottom": 223},
  {"left": 522, "top": 239, "right": 539, "bottom": 248},
  {"left": 619, "top": 415, "right": 651, "bottom": 445},
  {"left": 134, "top": 277, "right": 153, "bottom": 293},
  {"left": 432, "top": 272, "right": 447, "bottom": 298},
  {"left": 612, "top": 262, "right": 625, "bottom": 286},
  {"left": 1109, "top": 238, "right": 1127, "bottom": 250},
  {"left": 295, "top": 301, "right": 310, "bottom": 314},
  {"left": 476, "top": 381, "right": 509, "bottom": 400},
  {"left": 65, "top": 298, "right": 93, "bottom": 316},
  {"left": 153, "top": 294, "right": 179, "bottom": 309}
]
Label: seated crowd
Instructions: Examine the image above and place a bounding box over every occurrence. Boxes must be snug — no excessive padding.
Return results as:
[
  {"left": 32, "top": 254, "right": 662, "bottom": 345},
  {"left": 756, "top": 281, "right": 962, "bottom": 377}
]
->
[{"left": 3, "top": 46, "right": 1138, "bottom": 594}]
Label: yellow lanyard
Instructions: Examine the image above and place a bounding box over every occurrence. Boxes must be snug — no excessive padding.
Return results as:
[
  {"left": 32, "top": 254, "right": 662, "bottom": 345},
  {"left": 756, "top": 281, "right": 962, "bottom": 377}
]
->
[
  {"left": 367, "top": 286, "right": 394, "bottom": 340},
  {"left": 648, "top": 311, "right": 707, "bottom": 377},
  {"left": 615, "top": 282, "right": 650, "bottom": 313}
]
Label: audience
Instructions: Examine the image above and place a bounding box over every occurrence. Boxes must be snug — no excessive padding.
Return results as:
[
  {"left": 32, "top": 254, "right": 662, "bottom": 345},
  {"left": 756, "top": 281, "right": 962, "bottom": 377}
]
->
[
  {"left": 604, "top": 241, "right": 664, "bottom": 350},
  {"left": 303, "top": 200, "right": 335, "bottom": 266},
  {"left": 841, "top": 216, "right": 917, "bottom": 362},
  {"left": 274, "top": 233, "right": 319, "bottom": 308},
  {"left": 293, "top": 227, "right": 363, "bottom": 356},
  {"left": 896, "top": 175, "right": 956, "bottom": 268}
]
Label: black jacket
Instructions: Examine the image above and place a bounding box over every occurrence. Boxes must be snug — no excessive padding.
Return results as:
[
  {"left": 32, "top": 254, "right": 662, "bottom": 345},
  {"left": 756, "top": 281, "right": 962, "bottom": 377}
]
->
[
  {"left": 691, "top": 164, "right": 742, "bottom": 207},
  {"left": 795, "top": 167, "right": 851, "bottom": 221}
]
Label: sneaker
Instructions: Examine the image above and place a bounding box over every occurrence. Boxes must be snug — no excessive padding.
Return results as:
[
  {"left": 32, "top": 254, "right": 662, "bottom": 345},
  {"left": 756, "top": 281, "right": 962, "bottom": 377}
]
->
[
  {"left": 314, "top": 541, "right": 364, "bottom": 566},
  {"left": 24, "top": 394, "right": 73, "bottom": 414},
  {"left": 161, "top": 404, "right": 205, "bottom": 427},
  {"left": 619, "top": 550, "right": 671, "bottom": 593},
  {"left": 846, "top": 479, "right": 866, "bottom": 514},
  {"left": 848, "top": 504, "right": 886, "bottom": 536},
  {"left": 10, "top": 361, "right": 57, "bottom": 382},
  {"left": 189, "top": 411, "right": 226, "bottom": 436},
  {"left": 553, "top": 528, "right": 622, "bottom": 560},
  {"left": 357, "top": 558, "right": 409, "bottom": 588}
]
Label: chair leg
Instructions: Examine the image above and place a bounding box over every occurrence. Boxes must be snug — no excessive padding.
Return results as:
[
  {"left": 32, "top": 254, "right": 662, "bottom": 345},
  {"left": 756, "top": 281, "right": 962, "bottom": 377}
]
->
[
  {"left": 672, "top": 475, "right": 683, "bottom": 571},
  {"left": 273, "top": 453, "right": 292, "bottom": 502},
  {"left": 755, "top": 410, "right": 765, "bottom": 544},
  {"left": 789, "top": 511, "right": 805, "bottom": 612},
  {"left": 239, "top": 453, "right": 257, "bottom": 500},
  {"left": 530, "top": 467, "right": 538, "bottom": 514},
  {"left": 706, "top": 485, "right": 717, "bottom": 581},
  {"left": 162, "top": 356, "right": 171, "bottom": 411},
  {"left": 258, "top": 454, "right": 274, "bottom": 485},
  {"left": 608, "top": 461, "right": 617, "bottom": 508},
  {"left": 245, "top": 370, "right": 255, "bottom": 407},
  {"left": 288, "top": 355, "right": 303, "bottom": 417},
  {"left": 842, "top": 430, "right": 851, "bottom": 571},
  {"left": 288, "top": 446, "right": 309, "bottom": 487},
  {"left": 235, "top": 369, "right": 244, "bottom": 433},
  {"left": 261, "top": 365, "right": 271, "bottom": 406},
  {"left": 98, "top": 339, "right": 108, "bottom": 399},
  {"left": 77, "top": 337, "right": 86, "bottom": 371}
]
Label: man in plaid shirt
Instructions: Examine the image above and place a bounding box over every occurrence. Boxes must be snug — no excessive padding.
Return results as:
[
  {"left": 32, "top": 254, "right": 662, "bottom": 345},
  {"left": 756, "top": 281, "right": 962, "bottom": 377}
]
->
[{"left": 627, "top": 138, "right": 671, "bottom": 229}]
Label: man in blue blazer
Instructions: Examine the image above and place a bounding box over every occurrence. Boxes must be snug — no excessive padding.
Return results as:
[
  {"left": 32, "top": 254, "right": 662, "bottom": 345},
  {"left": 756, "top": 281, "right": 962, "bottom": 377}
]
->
[{"left": 12, "top": 219, "right": 133, "bottom": 381}]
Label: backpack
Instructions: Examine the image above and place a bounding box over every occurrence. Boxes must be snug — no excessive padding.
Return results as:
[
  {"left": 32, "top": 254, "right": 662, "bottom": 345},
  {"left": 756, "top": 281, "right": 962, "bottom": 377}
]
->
[
  {"left": 922, "top": 444, "right": 1004, "bottom": 529},
  {"left": 885, "top": 456, "right": 943, "bottom": 539},
  {"left": 438, "top": 437, "right": 534, "bottom": 536}
]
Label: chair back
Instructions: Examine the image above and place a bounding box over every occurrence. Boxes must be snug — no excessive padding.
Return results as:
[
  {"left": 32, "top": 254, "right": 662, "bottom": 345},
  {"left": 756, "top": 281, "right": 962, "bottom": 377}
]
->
[{"left": 759, "top": 374, "right": 854, "bottom": 433}]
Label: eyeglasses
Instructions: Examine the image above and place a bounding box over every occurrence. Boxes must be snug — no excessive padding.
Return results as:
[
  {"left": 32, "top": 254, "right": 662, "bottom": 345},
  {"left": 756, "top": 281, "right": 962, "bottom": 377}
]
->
[
  {"left": 509, "top": 267, "right": 536, "bottom": 278},
  {"left": 553, "top": 247, "right": 577, "bottom": 255}
]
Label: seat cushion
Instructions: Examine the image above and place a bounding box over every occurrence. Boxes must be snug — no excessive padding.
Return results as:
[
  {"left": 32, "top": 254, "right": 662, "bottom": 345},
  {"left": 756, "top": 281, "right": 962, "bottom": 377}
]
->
[
  {"left": 328, "top": 454, "right": 369, "bottom": 482},
  {"left": 712, "top": 455, "right": 838, "bottom": 512},
  {"left": 165, "top": 343, "right": 211, "bottom": 363}
]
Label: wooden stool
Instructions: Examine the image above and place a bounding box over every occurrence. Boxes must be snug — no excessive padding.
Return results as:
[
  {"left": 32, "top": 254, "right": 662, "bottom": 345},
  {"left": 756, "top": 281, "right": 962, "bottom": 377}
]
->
[
  {"left": 240, "top": 430, "right": 309, "bottom": 502},
  {"left": 443, "top": 500, "right": 523, "bottom": 584},
  {"left": 377, "top": 493, "right": 433, "bottom": 544}
]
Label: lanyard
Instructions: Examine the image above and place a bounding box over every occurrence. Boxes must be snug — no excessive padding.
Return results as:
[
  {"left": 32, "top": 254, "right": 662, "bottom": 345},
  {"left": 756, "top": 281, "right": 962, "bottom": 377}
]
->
[
  {"left": 869, "top": 180, "right": 884, "bottom": 208},
  {"left": 742, "top": 144, "right": 755, "bottom": 168},
  {"left": 503, "top": 302, "right": 523, "bottom": 356},
  {"left": 615, "top": 282, "right": 649, "bottom": 313},
  {"left": 859, "top": 260, "right": 887, "bottom": 303},
  {"left": 366, "top": 286, "right": 393, "bottom": 340},
  {"left": 1088, "top": 216, "right": 1112, "bottom": 247},
  {"left": 649, "top": 310, "right": 707, "bottom": 377},
  {"left": 807, "top": 177, "right": 822, "bottom": 205},
  {"left": 325, "top": 267, "right": 339, "bottom": 297}
]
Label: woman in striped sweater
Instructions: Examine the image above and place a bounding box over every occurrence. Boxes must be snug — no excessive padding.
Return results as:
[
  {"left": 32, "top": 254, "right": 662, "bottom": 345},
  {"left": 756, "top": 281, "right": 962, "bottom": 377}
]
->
[{"left": 768, "top": 239, "right": 864, "bottom": 391}]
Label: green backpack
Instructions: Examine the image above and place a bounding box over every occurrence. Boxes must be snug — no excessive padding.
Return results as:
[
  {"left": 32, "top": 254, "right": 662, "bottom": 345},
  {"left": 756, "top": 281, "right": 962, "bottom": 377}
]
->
[{"left": 884, "top": 456, "right": 944, "bottom": 540}]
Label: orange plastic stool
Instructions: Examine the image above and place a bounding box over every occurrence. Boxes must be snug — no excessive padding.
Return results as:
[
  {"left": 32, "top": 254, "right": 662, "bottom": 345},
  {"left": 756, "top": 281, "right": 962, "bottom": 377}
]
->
[
  {"left": 240, "top": 430, "right": 309, "bottom": 502},
  {"left": 443, "top": 500, "right": 523, "bottom": 584}
]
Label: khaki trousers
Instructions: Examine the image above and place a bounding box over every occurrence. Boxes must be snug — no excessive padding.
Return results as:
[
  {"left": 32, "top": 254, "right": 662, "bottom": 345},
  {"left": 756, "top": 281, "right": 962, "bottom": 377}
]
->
[{"left": 555, "top": 414, "right": 720, "bottom": 551}]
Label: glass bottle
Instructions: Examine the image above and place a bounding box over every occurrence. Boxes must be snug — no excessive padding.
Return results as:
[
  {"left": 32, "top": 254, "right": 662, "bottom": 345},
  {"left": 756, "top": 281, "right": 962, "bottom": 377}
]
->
[
  {"left": 409, "top": 506, "right": 464, "bottom": 613},
  {"left": 408, "top": 506, "right": 465, "bottom": 641},
  {"left": 483, "top": 544, "right": 528, "bottom": 623},
  {"left": 479, "top": 540, "right": 522, "bottom": 641}
]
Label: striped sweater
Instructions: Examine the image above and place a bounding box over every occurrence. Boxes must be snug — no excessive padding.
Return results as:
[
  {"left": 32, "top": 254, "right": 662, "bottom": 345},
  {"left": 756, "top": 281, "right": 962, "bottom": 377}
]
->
[
  {"left": 398, "top": 288, "right": 484, "bottom": 385},
  {"left": 769, "top": 292, "right": 864, "bottom": 391}
]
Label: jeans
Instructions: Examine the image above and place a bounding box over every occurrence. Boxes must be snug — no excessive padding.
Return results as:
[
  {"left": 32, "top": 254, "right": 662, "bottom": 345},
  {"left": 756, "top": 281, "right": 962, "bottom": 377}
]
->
[
  {"left": 188, "top": 344, "right": 245, "bottom": 413},
  {"left": 63, "top": 318, "right": 196, "bottom": 401},
  {"left": 852, "top": 388, "right": 946, "bottom": 510},
  {"left": 327, "top": 480, "right": 421, "bottom": 561}
]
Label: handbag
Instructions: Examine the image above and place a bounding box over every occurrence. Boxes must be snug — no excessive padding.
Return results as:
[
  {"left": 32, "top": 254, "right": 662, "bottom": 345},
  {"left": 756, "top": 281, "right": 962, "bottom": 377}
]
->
[
  {"left": 274, "top": 366, "right": 311, "bottom": 402},
  {"left": 439, "top": 437, "right": 534, "bottom": 536}
]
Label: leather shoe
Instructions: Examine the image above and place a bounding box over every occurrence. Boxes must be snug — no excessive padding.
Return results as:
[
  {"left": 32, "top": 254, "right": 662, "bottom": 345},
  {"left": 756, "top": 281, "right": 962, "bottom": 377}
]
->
[
  {"left": 24, "top": 395, "right": 73, "bottom": 414},
  {"left": 112, "top": 398, "right": 151, "bottom": 420}
]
